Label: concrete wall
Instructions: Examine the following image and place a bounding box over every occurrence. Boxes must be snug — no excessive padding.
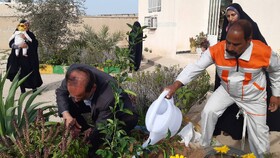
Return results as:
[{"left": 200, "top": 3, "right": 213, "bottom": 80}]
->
[{"left": 0, "top": 4, "right": 138, "bottom": 49}]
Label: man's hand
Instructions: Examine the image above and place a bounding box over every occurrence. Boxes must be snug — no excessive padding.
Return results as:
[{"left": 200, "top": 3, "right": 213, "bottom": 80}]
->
[
  {"left": 69, "top": 120, "right": 81, "bottom": 139},
  {"left": 62, "top": 111, "right": 81, "bottom": 129},
  {"left": 20, "top": 33, "right": 26, "bottom": 40},
  {"left": 83, "top": 128, "right": 93, "bottom": 138},
  {"left": 164, "top": 81, "right": 183, "bottom": 99},
  {"left": 268, "top": 96, "right": 279, "bottom": 112}
]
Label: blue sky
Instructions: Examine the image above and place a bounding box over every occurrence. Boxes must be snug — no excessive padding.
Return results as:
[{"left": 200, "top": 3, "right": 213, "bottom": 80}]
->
[{"left": 84, "top": 0, "right": 138, "bottom": 16}]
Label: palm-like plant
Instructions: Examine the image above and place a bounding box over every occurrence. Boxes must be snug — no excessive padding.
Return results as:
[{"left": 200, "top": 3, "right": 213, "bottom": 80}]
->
[
  {"left": 66, "top": 25, "right": 124, "bottom": 65},
  {"left": 0, "top": 70, "right": 56, "bottom": 138}
]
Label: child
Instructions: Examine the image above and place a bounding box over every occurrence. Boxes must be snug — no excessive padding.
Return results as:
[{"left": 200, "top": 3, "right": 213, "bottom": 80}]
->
[{"left": 9, "top": 23, "right": 32, "bottom": 57}]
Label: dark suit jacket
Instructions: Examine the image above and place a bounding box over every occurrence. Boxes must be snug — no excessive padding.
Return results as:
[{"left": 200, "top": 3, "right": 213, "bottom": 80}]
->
[{"left": 56, "top": 64, "right": 136, "bottom": 126}]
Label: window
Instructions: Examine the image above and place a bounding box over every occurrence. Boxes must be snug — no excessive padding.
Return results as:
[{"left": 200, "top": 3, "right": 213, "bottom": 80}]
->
[
  {"left": 0, "top": 0, "right": 11, "bottom": 2},
  {"left": 144, "top": 16, "right": 157, "bottom": 29},
  {"left": 148, "top": 0, "right": 161, "bottom": 13},
  {"left": 207, "top": 0, "right": 232, "bottom": 39}
]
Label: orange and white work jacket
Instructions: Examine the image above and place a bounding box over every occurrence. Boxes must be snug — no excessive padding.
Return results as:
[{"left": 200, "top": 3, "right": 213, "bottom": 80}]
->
[{"left": 176, "top": 40, "right": 280, "bottom": 101}]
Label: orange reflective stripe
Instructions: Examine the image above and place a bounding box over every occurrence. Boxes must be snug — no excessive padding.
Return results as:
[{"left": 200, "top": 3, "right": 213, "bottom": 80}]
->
[
  {"left": 246, "top": 111, "right": 266, "bottom": 116},
  {"left": 243, "top": 73, "right": 252, "bottom": 85},
  {"left": 253, "top": 82, "right": 265, "bottom": 90},
  {"left": 209, "top": 41, "right": 236, "bottom": 67},
  {"left": 210, "top": 40, "right": 271, "bottom": 69},
  {"left": 239, "top": 40, "right": 271, "bottom": 69},
  {"left": 221, "top": 70, "right": 229, "bottom": 82}
]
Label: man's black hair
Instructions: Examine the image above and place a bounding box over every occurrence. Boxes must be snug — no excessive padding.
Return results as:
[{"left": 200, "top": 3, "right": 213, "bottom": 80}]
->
[
  {"left": 66, "top": 67, "right": 97, "bottom": 92},
  {"left": 228, "top": 19, "right": 253, "bottom": 41}
]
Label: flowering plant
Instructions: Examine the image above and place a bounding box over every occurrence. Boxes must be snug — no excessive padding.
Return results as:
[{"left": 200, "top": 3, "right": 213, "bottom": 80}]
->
[
  {"left": 241, "top": 153, "right": 256, "bottom": 158},
  {"left": 214, "top": 145, "right": 230, "bottom": 154},
  {"left": 211, "top": 145, "right": 256, "bottom": 158},
  {"left": 170, "top": 154, "right": 186, "bottom": 158}
]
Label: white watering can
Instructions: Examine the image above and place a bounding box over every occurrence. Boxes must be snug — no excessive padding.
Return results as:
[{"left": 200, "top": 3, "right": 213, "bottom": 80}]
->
[{"left": 142, "top": 90, "right": 182, "bottom": 148}]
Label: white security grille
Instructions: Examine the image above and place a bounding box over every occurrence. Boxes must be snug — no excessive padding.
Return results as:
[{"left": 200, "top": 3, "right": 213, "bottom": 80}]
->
[{"left": 148, "top": 0, "right": 161, "bottom": 13}]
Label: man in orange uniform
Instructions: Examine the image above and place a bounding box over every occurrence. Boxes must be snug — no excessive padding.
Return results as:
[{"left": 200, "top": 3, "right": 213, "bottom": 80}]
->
[{"left": 165, "top": 20, "right": 280, "bottom": 157}]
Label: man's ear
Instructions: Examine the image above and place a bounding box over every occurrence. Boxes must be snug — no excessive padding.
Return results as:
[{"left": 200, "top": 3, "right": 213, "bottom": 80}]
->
[
  {"left": 92, "top": 84, "right": 97, "bottom": 92},
  {"left": 246, "top": 35, "right": 252, "bottom": 44}
]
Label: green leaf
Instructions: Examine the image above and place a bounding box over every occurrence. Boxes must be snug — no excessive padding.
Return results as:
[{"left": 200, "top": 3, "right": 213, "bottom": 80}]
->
[
  {"left": 121, "top": 108, "right": 133, "bottom": 115},
  {"left": 124, "top": 89, "right": 136, "bottom": 96},
  {"left": 25, "top": 87, "right": 46, "bottom": 110}
]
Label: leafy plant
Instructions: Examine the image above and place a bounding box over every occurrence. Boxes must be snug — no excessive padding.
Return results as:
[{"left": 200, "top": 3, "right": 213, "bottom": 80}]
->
[
  {"left": 96, "top": 72, "right": 177, "bottom": 157},
  {"left": 189, "top": 32, "right": 208, "bottom": 48},
  {"left": 176, "top": 70, "right": 210, "bottom": 114},
  {"left": 97, "top": 47, "right": 134, "bottom": 74},
  {"left": 0, "top": 70, "right": 56, "bottom": 138},
  {"left": 189, "top": 37, "right": 197, "bottom": 48},
  {"left": 65, "top": 25, "right": 124, "bottom": 66},
  {"left": 95, "top": 72, "right": 137, "bottom": 157},
  {"left": 0, "top": 109, "right": 89, "bottom": 157},
  {"left": 122, "top": 65, "right": 210, "bottom": 126},
  {"left": 15, "top": 0, "right": 85, "bottom": 54}
]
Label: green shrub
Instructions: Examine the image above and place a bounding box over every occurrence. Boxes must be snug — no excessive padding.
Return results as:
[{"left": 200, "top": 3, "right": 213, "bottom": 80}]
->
[
  {"left": 122, "top": 65, "right": 210, "bottom": 125},
  {"left": 0, "top": 109, "right": 89, "bottom": 157},
  {"left": 0, "top": 70, "right": 56, "bottom": 138}
]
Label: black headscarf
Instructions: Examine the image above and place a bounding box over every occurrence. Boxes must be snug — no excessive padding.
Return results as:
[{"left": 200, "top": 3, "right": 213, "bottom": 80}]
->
[{"left": 220, "top": 3, "right": 267, "bottom": 44}]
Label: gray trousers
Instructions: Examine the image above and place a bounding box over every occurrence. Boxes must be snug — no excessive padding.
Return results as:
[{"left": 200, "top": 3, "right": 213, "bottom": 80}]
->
[{"left": 200, "top": 86, "right": 269, "bottom": 157}]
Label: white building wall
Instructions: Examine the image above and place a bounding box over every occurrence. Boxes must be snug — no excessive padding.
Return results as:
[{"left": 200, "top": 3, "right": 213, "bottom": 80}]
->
[
  {"left": 139, "top": 0, "right": 280, "bottom": 57},
  {"left": 139, "top": 0, "right": 210, "bottom": 56},
  {"left": 174, "top": 0, "right": 210, "bottom": 53},
  {"left": 234, "top": 0, "right": 280, "bottom": 51}
]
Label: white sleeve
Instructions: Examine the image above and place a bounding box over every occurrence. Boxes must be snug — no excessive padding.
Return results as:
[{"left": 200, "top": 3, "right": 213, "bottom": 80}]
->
[
  {"left": 176, "top": 49, "right": 214, "bottom": 85},
  {"left": 23, "top": 32, "right": 32, "bottom": 42},
  {"left": 267, "top": 51, "right": 280, "bottom": 96}
]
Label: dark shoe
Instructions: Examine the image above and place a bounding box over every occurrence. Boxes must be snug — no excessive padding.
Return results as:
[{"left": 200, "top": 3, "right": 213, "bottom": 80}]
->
[{"left": 20, "top": 86, "right": 26, "bottom": 94}]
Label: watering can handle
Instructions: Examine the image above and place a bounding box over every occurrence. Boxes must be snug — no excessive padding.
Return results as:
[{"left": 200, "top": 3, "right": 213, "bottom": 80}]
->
[
  {"left": 159, "top": 90, "right": 174, "bottom": 105},
  {"left": 147, "top": 90, "right": 172, "bottom": 124},
  {"left": 159, "top": 90, "right": 169, "bottom": 100}
]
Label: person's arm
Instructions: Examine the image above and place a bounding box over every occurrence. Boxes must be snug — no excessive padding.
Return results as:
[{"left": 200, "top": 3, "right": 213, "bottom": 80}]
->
[
  {"left": 94, "top": 97, "right": 114, "bottom": 125},
  {"left": 56, "top": 79, "right": 82, "bottom": 127},
  {"left": 9, "top": 35, "right": 19, "bottom": 49},
  {"left": 9, "top": 39, "right": 27, "bottom": 49},
  {"left": 267, "top": 50, "right": 280, "bottom": 112},
  {"left": 25, "top": 31, "right": 38, "bottom": 48},
  {"left": 165, "top": 81, "right": 183, "bottom": 99},
  {"left": 56, "top": 79, "right": 72, "bottom": 115},
  {"left": 165, "top": 50, "right": 214, "bottom": 98},
  {"left": 21, "top": 32, "right": 32, "bottom": 43},
  {"left": 9, "top": 33, "right": 16, "bottom": 43}
]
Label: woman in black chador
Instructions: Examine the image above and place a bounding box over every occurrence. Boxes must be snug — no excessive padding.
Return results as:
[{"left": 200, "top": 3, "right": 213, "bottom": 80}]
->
[
  {"left": 6, "top": 19, "right": 42, "bottom": 93},
  {"left": 129, "top": 21, "right": 143, "bottom": 71},
  {"left": 213, "top": 3, "right": 280, "bottom": 140}
]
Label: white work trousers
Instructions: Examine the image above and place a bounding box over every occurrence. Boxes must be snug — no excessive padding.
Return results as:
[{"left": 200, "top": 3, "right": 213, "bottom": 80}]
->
[{"left": 200, "top": 86, "right": 269, "bottom": 157}]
